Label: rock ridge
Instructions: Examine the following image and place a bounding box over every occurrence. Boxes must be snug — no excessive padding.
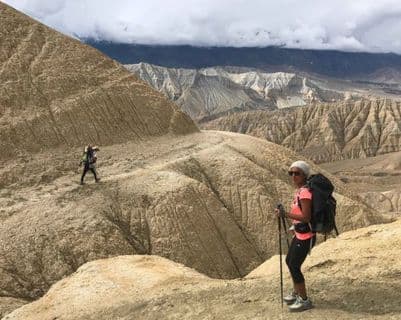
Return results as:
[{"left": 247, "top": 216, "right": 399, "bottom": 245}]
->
[{"left": 203, "top": 99, "right": 401, "bottom": 163}]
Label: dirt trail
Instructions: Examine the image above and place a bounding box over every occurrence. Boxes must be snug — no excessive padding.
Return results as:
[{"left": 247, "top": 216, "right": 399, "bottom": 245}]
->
[{"left": 1, "top": 132, "right": 224, "bottom": 214}]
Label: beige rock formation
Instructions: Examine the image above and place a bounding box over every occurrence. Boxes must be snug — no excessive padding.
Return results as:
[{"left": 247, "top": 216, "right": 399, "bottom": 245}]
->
[
  {"left": 1, "top": 131, "right": 383, "bottom": 307},
  {"left": 203, "top": 99, "right": 401, "bottom": 163},
  {"left": 0, "top": 3, "right": 197, "bottom": 161},
  {"left": 5, "top": 219, "right": 401, "bottom": 319},
  {"left": 320, "top": 151, "right": 401, "bottom": 217},
  {"left": 3, "top": 255, "right": 214, "bottom": 320},
  {"left": 0, "top": 298, "right": 27, "bottom": 320},
  {"left": 126, "top": 63, "right": 345, "bottom": 121},
  {"left": 360, "top": 189, "right": 401, "bottom": 216}
]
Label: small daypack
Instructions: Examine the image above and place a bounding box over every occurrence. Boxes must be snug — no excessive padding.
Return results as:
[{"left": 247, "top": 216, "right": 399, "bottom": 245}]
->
[{"left": 298, "top": 173, "right": 339, "bottom": 236}]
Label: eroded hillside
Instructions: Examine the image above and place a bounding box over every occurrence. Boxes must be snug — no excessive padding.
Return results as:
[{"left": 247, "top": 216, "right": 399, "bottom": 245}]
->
[
  {"left": 203, "top": 99, "right": 401, "bottom": 163},
  {"left": 1, "top": 132, "right": 383, "bottom": 306},
  {"left": 320, "top": 151, "right": 401, "bottom": 217},
  {"left": 0, "top": 4, "right": 197, "bottom": 161}
]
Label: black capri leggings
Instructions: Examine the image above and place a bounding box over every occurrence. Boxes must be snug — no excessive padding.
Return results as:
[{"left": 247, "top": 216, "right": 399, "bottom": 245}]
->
[
  {"left": 285, "top": 236, "right": 316, "bottom": 284},
  {"left": 81, "top": 165, "right": 98, "bottom": 183}
]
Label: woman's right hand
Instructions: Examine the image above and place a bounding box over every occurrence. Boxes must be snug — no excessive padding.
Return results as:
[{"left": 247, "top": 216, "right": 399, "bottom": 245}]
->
[{"left": 275, "top": 206, "right": 286, "bottom": 217}]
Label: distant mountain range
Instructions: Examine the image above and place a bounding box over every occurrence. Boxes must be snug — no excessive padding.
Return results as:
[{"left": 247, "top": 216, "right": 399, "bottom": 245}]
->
[
  {"left": 126, "top": 63, "right": 401, "bottom": 163},
  {"left": 126, "top": 63, "right": 353, "bottom": 121},
  {"left": 86, "top": 40, "right": 401, "bottom": 79},
  {"left": 88, "top": 42, "right": 401, "bottom": 163},
  {"left": 126, "top": 63, "right": 401, "bottom": 121}
]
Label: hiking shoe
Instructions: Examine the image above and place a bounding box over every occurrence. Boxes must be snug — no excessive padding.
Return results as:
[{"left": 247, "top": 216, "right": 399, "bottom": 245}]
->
[
  {"left": 288, "top": 296, "right": 313, "bottom": 312},
  {"left": 95, "top": 178, "right": 100, "bottom": 183},
  {"left": 283, "top": 292, "right": 297, "bottom": 305}
]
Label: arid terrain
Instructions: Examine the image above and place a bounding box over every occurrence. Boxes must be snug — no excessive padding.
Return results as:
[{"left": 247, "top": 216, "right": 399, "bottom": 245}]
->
[
  {"left": 127, "top": 62, "right": 401, "bottom": 122},
  {"left": 4, "top": 218, "right": 401, "bottom": 320},
  {"left": 126, "top": 64, "right": 401, "bottom": 164},
  {"left": 203, "top": 99, "right": 401, "bottom": 163},
  {"left": 1, "top": 130, "right": 400, "bottom": 320},
  {"left": 1, "top": 2, "right": 401, "bottom": 320},
  {"left": 126, "top": 63, "right": 349, "bottom": 120},
  {"left": 320, "top": 151, "right": 401, "bottom": 217}
]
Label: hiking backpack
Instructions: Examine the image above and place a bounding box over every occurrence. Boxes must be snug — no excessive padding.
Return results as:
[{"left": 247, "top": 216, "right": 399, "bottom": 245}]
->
[
  {"left": 82, "top": 148, "right": 96, "bottom": 165},
  {"left": 298, "top": 173, "right": 339, "bottom": 236}
]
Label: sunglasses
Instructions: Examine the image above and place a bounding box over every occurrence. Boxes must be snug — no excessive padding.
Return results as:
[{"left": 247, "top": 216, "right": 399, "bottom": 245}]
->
[{"left": 288, "top": 171, "right": 302, "bottom": 176}]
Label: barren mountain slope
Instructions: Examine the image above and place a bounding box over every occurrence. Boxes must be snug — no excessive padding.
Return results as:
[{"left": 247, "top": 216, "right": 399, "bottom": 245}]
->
[
  {"left": 203, "top": 99, "right": 401, "bottom": 163},
  {"left": 5, "top": 218, "right": 401, "bottom": 319},
  {"left": 0, "top": 131, "right": 386, "bottom": 317},
  {"left": 126, "top": 63, "right": 346, "bottom": 120},
  {"left": 320, "top": 151, "right": 401, "bottom": 217},
  {"left": 0, "top": 3, "right": 197, "bottom": 161},
  {"left": 360, "top": 67, "right": 401, "bottom": 91}
]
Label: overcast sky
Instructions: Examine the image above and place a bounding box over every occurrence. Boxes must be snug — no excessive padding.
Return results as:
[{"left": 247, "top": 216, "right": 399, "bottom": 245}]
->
[{"left": 4, "top": 0, "right": 401, "bottom": 53}]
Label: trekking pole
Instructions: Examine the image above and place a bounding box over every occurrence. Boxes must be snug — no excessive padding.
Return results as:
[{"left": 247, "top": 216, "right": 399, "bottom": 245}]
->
[
  {"left": 334, "top": 224, "right": 339, "bottom": 236},
  {"left": 277, "top": 204, "right": 290, "bottom": 250},
  {"left": 280, "top": 215, "right": 290, "bottom": 250},
  {"left": 277, "top": 214, "right": 284, "bottom": 308}
]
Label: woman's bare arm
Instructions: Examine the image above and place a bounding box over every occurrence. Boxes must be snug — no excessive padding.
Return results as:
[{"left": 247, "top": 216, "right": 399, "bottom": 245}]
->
[{"left": 285, "top": 198, "right": 312, "bottom": 223}]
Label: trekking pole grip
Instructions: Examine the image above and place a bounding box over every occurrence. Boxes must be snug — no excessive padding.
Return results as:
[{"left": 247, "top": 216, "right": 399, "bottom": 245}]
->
[{"left": 276, "top": 203, "right": 285, "bottom": 217}]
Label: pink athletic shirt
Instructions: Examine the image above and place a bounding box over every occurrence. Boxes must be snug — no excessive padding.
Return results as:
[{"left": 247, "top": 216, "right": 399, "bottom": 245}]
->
[{"left": 290, "top": 187, "right": 314, "bottom": 240}]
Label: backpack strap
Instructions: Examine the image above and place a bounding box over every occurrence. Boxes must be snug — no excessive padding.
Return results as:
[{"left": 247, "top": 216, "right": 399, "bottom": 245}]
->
[
  {"left": 296, "top": 187, "right": 313, "bottom": 233},
  {"left": 296, "top": 184, "right": 309, "bottom": 209}
]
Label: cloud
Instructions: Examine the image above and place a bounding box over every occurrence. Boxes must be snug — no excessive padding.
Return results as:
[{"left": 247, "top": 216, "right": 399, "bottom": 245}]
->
[{"left": 4, "top": 0, "right": 401, "bottom": 53}]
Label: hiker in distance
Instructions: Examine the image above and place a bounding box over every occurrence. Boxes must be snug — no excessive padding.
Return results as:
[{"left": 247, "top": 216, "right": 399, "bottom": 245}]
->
[
  {"left": 275, "top": 160, "right": 315, "bottom": 312},
  {"left": 80, "top": 145, "right": 100, "bottom": 185}
]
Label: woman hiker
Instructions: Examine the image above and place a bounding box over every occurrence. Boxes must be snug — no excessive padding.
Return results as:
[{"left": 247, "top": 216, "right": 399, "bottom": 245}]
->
[
  {"left": 80, "top": 145, "right": 100, "bottom": 185},
  {"left": 275, "top": 160, "right": 316, "bottom": 312}
]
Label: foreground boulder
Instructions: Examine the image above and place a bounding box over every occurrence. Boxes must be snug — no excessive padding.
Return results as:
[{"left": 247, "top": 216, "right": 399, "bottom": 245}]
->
[
  {"left": 5, "top": 219, "right": 401, "bottom": 319},
  {"left": 3, "top": 255, "right": 213, "bottom": 320}
]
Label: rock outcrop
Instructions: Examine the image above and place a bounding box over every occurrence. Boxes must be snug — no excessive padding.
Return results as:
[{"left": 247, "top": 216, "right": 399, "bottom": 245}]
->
[
  {"left": 5, "top": 219, "right": 401, "bottom": 319},
  {"left": 0, "top": 3, "right": 197, "bottom": 161},
  {"left": 360, "top": 189, "right": 401, "bottom": 216},
  {"left": 203, "top": 99, "right": 401, "bottom": 163},
  {"left": 126, "top": 63, "right": 346, "bottom": 120},
  {"left": 318, "top": 151, "right": 401, "bottom": 217}
]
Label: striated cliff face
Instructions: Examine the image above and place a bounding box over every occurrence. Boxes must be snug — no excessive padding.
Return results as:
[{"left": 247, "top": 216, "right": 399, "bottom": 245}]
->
[
  {"left": 126, "top": 63, "right": 346, "bottom": 120},
  {"left": 203, "top": 99, "right": 401, "bottom": 163},
  {"left": 0, "top": 3, "right": 197, "bottom": 161}
]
